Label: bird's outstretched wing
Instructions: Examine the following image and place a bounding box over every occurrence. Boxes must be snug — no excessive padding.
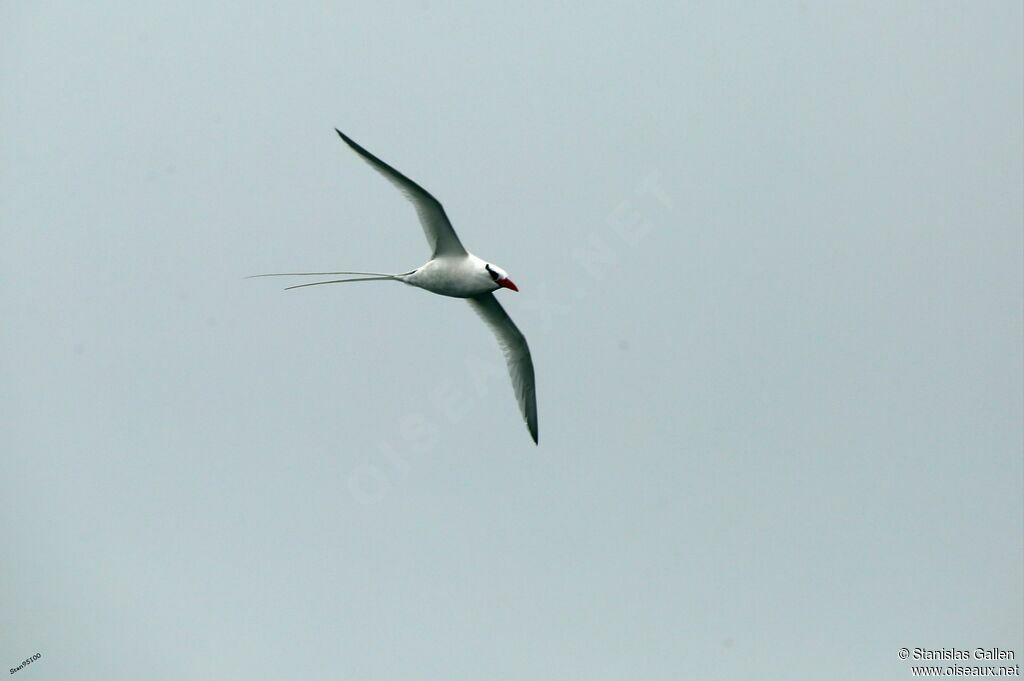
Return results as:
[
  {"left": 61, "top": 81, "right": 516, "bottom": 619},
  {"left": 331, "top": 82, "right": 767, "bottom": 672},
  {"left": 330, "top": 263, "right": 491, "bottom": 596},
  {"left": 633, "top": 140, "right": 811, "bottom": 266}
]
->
[
  {"left": 468, "top": 293, "right": 538, "bottom": 444},
  {"left": 334, "top": 128, "right": 467, "bottom": 258}
]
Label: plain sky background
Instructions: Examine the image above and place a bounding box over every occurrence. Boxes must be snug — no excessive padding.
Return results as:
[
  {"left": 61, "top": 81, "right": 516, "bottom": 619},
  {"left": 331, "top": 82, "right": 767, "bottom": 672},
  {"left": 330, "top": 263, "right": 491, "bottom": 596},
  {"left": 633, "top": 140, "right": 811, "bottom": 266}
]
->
[{"left": 2, "top": 2, "right": 1022, "bottom": 679}]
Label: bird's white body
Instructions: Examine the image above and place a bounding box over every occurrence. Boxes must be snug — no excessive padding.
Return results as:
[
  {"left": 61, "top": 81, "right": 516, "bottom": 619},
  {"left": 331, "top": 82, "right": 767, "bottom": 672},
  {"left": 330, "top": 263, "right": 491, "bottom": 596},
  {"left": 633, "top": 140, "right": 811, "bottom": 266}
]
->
[
  {"left": 402, "top": 254, "right": 502, "bottom": 298},
  {"left": 255, "top": 129, "right": 539, "bottom": 443}
]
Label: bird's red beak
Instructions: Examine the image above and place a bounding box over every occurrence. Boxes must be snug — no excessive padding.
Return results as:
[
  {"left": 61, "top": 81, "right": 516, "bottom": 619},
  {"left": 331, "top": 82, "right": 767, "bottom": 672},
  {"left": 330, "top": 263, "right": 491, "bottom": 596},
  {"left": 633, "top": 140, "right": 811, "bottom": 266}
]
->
[{"left": 498, "top": 278, "right": 519, "bottom": 292}]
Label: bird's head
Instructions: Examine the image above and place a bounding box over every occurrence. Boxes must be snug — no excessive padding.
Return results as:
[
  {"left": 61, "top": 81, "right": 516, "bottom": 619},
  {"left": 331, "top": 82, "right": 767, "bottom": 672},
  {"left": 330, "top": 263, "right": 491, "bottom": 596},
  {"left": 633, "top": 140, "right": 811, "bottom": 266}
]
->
[{"left": 484, "top": 263, "right": 518, "bottom": 292}]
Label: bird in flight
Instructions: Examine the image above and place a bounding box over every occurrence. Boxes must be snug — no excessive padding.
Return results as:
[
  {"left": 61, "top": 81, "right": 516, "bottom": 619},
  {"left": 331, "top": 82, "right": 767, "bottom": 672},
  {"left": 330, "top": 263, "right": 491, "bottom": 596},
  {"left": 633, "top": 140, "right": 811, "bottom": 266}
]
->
[{"left": 254, "top": 129, "right": 538, "bottom": 444}]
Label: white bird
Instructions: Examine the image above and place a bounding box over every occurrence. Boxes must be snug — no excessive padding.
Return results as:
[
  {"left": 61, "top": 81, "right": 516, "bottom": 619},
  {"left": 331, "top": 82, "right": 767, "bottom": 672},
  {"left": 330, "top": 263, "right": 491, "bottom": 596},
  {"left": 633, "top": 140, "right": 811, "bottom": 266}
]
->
[{"left": 254, "top": 129, "right": 538, "bottom": 444}]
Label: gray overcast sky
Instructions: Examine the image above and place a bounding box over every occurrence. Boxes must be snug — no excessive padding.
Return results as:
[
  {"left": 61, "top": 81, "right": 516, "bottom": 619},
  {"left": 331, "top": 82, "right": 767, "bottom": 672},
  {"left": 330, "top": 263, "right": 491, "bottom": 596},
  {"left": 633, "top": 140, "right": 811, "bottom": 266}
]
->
[{"left": 2, "top": 2, "right": 1021, "bottom": 680}]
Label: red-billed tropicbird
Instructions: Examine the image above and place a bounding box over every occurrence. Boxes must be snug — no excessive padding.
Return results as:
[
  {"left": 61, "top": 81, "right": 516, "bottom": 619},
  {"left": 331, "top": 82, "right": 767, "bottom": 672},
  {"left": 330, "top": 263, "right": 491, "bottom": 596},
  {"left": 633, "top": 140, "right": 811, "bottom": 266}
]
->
[{"left": 254, "top": 129, "right": 538, "bottom": 444}]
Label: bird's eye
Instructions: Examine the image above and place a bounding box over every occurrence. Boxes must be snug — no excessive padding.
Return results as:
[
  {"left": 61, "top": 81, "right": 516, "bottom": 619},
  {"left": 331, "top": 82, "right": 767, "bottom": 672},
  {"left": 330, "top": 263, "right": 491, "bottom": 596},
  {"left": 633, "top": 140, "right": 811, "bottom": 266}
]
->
[{"left": 486, "top": 264, "right": 499, "bottom": 281}]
